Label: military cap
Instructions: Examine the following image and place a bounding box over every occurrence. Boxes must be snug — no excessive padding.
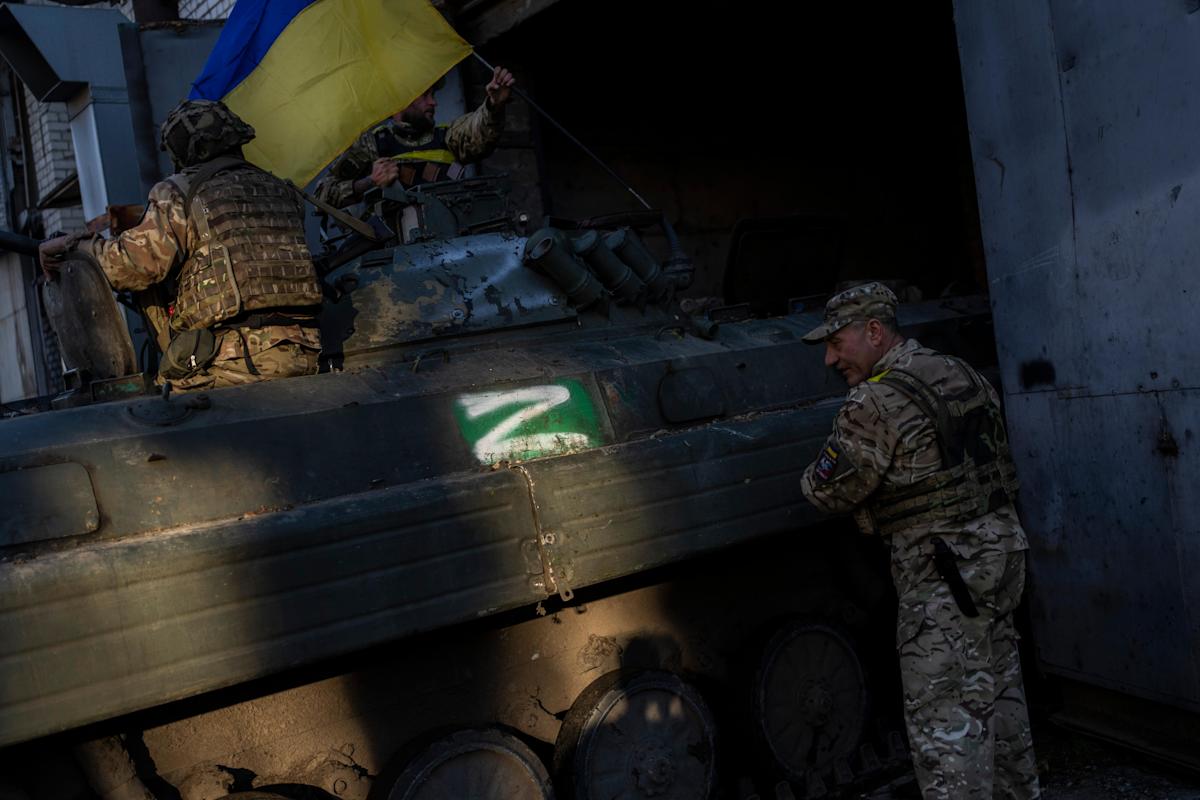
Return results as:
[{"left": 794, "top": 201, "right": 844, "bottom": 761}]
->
[{"left": 801, "top": 281, "right": 898, "bottom": 343}]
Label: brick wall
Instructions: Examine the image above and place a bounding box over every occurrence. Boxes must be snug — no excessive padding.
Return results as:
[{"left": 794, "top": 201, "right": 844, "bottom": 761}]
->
[{"left": 21, "top": 86, "right": 86, "bottom": 233}]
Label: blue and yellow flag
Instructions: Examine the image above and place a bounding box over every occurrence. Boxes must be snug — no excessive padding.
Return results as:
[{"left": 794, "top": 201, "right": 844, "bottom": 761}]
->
[{"left": 190, "top": 0, "right": 472, "bottom": 185}]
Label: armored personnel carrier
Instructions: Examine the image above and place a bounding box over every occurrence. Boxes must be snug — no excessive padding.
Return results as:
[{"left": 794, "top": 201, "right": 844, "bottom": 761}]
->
[{"left": 0, "top": 176, "right": 995, "bottom": 800}]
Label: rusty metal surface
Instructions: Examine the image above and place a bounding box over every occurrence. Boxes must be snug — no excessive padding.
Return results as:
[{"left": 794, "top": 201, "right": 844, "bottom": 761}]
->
[{"left": 954, "top": 1, "right": 1200, "bottom": 711}]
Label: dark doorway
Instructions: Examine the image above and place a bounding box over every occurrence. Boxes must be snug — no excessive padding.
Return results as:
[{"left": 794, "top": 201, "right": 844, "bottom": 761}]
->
[{"left": 488, "top": 0, "right": 986, "bottom": 304}]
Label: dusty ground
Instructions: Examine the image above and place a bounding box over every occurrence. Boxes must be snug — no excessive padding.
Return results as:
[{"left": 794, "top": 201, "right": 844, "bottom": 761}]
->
[
  {"left": 860, "top": 721, "right": 1200, "bottom": 800},
  {"left": 1036, "top": 722, "right": 1200, "bottom": 800}
]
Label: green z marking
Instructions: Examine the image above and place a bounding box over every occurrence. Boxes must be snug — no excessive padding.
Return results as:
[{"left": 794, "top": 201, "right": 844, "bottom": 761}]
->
[{"left": 455, "top": 379, "right": 603, "bottom": 465}]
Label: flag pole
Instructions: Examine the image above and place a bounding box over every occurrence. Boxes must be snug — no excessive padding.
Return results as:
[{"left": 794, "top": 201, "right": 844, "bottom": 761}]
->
[{"left": 470, "top": 51, "right": 654, "bottom": 211}]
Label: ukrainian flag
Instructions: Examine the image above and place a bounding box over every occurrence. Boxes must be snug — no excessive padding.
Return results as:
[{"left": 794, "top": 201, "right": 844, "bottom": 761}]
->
[{"left": 190, "top": 0, "right": 472, "bottom": 185}]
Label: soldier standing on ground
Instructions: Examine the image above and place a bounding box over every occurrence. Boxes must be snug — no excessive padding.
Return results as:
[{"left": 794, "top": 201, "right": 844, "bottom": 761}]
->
[
  {"left": 314, "top": 66, "right": 516, "bottom": 209},
  {"left": 799, "top": 283, "right": 1041, "bottom": 799},
  {"left": 39, "top": 99, "right": 323, "bottom": 392}
]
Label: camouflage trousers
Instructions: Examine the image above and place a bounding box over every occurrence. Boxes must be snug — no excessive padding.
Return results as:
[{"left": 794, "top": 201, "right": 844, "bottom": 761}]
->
[
  {"left": 170, "top": 341, "right": 320, "bottom": 392},
  {"left": 897, "top": 550, "right": 1040, "bottom": 799}
]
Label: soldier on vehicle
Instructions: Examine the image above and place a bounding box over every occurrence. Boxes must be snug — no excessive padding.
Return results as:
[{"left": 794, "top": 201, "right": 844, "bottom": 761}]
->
[
  {"left": 38, "top": 99, "right": 323, "bottom": 392},
  {"left": 799, "top": 283, "right": 1041, "bottom": 799},
  {"left": 314, "top": 65, "right": 516, "bottom": 209}
]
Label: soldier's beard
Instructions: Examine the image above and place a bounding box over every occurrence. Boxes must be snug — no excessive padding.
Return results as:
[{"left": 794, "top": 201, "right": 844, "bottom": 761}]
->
[{"left": 398, "top": 109, "right": 435, "bottom": 134}]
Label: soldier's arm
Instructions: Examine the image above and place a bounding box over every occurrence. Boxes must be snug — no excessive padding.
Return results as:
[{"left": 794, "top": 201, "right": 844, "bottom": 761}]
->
[
  {"left": 314, "top": 134, "right": 379, "bottom": 208},
  {"left": 801, "top": 390, "right": 898, "bottom": 514},
  {"left": 86, "top": 181, "right": 187, "bottom": 292},
  {"left": 444, "top": 101, "right": 505, "bottom": 164}
]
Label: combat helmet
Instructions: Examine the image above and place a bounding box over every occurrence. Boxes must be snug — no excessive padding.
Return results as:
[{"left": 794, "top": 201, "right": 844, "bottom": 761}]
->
[{"left": 160, "top": 99, "right": 255, "bottom": 170}]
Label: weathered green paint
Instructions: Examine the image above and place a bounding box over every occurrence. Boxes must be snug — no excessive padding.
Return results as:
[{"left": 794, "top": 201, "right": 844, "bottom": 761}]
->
[{"left": 455, "top": 379, "right": 604, "bottom": 464}]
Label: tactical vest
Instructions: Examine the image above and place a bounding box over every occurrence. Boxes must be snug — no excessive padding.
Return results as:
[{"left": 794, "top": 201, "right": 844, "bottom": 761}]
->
[
  {"left": 373, "top": 123, "right": 464, "bottom": 186},
  {"left": 867, "top": 357, "right": 1020, "bottom": 535},
  {"left": 167, "top": 161, "right": 323, "bottom": 332}
]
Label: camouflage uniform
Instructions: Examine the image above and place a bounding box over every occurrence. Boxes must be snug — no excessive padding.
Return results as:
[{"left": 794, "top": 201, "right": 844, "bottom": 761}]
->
[
  {"left": 314, "top": 101, "right": 505, "bottom": 208},
  {"left": 87, "top": 101, "right": 321, "bottom": 392},
  {"left": 799, "top": 284, "right": 1040, "bottom": 799}
]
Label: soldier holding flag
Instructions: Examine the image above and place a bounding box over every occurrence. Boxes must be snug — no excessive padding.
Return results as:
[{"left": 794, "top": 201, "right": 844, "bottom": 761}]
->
[{"left": 315, "top": 65, "right": 516, "bottom": 208}]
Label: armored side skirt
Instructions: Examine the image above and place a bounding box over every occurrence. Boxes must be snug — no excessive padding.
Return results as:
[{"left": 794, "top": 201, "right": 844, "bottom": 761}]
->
[{"left": 0, "top": 404, "right": 833, "bottom": 746}]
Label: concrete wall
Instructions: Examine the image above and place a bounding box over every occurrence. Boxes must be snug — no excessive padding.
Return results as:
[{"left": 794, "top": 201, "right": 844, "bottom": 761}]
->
[{"left": 954, "top": 0, "right": 1200, "bottom": 711}]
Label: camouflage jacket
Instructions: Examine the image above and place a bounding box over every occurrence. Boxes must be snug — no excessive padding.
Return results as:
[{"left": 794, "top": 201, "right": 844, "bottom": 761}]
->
[
  {"left": 87, "top": 180, "right": 321, "bottom": 365},
  {"left": 314, "top": 101, "right": 505, "bottom": 208},
  {"left": 801, "top": 338, "right": 1029, "bottom": 595}
]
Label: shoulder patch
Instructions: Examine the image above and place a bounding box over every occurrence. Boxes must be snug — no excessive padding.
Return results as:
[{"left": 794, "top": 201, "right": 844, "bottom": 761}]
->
[{"left": 814, "top": 442, "right": 842, "bottom": 482}]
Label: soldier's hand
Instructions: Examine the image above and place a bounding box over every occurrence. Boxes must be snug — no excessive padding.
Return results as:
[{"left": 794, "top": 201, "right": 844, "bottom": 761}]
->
[
  {"left": 486, "top": 66, "right": 515, "bottom": 110},
  {"left": 38, "top": 235, "right": 71, "bottom": 279},
  {"left": 370, "top": 158, "right": 400, "bottom": 188}
]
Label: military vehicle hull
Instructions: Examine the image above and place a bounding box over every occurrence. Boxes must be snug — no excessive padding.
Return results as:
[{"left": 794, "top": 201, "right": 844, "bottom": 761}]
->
[
  {"left": 0, "top": 246, "right": 991, "bottom": 796},
  {"left": 0, "top": 336, "right": 834, "bottom": 746}
]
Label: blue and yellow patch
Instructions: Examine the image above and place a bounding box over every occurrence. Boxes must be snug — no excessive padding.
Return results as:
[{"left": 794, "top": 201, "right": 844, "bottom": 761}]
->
[{"left": 815, "top": 443, "right": 841, "bottom": 482}]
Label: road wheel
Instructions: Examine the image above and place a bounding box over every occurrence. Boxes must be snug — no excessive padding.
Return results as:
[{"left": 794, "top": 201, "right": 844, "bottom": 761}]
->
[
  {"left": 385, "top": 728, "right": 554, "bottom": 800},
  {"left": 554, "top": 669, "right": 718, "bottom": 800},
  {"left": 752, "top": 621, "right": 868, "bottom": 783}
]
